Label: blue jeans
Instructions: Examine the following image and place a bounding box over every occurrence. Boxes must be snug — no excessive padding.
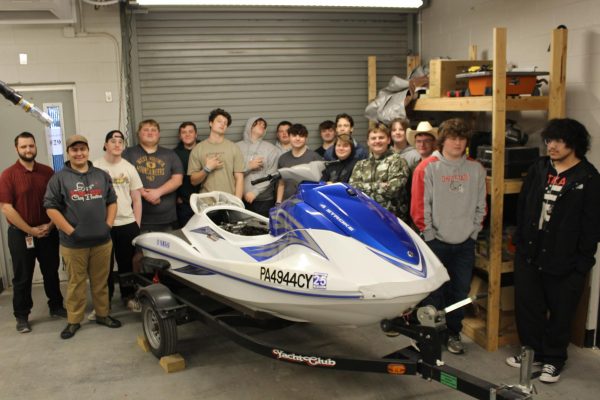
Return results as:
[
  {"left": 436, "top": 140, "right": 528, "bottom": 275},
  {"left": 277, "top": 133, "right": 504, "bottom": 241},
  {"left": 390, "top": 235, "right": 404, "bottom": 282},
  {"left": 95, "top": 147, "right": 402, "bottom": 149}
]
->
[{"left": 423, "top": 238, "right": 475, "bottom": 335}]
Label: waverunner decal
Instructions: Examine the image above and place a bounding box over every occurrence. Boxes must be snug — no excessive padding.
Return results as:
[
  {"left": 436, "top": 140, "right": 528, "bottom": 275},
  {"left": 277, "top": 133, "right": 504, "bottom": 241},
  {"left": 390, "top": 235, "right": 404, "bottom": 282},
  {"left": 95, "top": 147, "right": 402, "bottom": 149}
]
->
[
  {"left": 319, "top": 204, "right": 355, "bottom": 232},
  {"left": 242, "top": 229, "right": 328, "bottom": 261},
  {"left": 368, "top": 246, "right": 427, "bottom": 278}
]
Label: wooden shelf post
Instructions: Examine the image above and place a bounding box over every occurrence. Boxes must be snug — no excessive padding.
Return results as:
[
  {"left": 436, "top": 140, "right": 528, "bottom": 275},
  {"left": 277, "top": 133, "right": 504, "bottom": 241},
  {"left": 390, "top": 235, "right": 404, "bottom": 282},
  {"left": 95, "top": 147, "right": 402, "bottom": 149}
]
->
[
  {"left": 548, "top": 28, "right": 568, "bottom": 119},
  {"left": 486, "top": 27, "right": 507, "bottom": 352},
  {"left": 407, "top": 54, "right": 421, "bottom": 77},
  {"left": 368, "top": 56, "right": 377, "bottom": 128}
]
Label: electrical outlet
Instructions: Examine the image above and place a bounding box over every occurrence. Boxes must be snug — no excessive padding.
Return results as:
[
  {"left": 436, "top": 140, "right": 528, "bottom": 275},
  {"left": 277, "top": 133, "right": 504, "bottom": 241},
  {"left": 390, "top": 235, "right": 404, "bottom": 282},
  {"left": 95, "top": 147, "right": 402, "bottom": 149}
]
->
[{"left": 105, "top": 91, "right": 113, "bottom": 102}]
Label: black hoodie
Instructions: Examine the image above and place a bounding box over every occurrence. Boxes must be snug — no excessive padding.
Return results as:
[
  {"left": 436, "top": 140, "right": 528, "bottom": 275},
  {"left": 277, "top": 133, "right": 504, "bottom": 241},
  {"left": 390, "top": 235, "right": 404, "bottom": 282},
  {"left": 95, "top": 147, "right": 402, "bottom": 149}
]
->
[
  {"left": 515, "top": 156, "right": 600, "bottom": 275},
  {"left": 321, "top": 142, "right": 358, "bottom": 183}
]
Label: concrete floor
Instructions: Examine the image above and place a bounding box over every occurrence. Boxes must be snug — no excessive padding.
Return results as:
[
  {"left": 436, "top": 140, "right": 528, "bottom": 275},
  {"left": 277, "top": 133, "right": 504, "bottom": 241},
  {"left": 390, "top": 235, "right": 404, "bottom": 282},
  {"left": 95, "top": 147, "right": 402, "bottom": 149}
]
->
[{"left": 1, "top": 283, "right": 599, "bottom": 400}]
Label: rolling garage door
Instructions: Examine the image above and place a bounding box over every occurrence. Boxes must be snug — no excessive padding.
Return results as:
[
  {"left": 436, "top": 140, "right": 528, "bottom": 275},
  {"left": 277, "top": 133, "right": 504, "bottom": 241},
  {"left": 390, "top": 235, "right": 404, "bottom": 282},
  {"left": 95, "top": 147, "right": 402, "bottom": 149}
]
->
[{"left": 125, "top": 8, "right": 412, "bottom": 148}]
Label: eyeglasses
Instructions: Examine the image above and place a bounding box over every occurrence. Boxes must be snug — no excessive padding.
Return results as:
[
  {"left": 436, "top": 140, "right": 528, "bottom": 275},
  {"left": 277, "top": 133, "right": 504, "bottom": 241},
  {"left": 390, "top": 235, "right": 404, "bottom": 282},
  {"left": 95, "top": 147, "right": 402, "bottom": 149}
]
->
[{"left": 544, "top": 138, "right": 565, "bottom": 145}]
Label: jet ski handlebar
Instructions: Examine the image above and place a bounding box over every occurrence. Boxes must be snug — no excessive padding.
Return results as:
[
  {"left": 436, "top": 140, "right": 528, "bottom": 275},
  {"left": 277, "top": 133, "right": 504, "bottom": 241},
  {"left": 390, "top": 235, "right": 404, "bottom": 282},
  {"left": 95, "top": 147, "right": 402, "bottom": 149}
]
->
[{"left": 251, "top": 172, "right": 281, "bottom": 185}]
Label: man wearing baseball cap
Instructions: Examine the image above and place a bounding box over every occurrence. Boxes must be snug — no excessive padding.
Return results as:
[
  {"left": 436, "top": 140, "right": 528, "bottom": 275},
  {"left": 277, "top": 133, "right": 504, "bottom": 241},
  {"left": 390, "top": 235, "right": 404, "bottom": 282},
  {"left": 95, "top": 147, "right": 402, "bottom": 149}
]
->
[
  {"left": 94, "top": 130, "right": 143, "bottom": 314},
  {"left": 44, "top": 134, "right": 122, "bottom": 339}
]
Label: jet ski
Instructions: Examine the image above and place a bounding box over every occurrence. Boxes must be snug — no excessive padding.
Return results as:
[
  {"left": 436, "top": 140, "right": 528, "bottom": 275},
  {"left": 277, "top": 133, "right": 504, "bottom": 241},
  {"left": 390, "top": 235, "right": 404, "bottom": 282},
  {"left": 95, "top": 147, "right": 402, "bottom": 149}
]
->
[{"left": 133, "top": 161, "right": 448, "bottom": 326}]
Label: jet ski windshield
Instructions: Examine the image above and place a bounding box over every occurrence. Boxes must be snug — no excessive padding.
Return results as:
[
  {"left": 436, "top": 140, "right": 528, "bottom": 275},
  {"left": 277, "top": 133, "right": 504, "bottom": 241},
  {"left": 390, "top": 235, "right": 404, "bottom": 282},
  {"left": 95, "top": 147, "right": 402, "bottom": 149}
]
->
[
  {"left": 278, "top": 160, "right": 327, "bottom": 184},
  {"left": 297, "top": 182, "right": 421, "bottom": 268}
]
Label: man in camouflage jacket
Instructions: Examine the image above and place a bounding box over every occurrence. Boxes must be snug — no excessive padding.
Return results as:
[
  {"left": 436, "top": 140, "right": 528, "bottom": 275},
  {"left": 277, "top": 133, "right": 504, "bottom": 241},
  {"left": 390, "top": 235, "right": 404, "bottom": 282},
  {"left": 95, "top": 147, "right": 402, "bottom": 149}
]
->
[{"left": 349, "top": 125, "right": 410, "bottom": 221}]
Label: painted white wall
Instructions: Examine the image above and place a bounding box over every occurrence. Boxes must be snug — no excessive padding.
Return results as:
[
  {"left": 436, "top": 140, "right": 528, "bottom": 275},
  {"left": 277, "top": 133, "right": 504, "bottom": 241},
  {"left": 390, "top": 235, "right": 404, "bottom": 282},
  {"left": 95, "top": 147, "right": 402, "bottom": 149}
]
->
[
  {"left": 420, "top": 0, "right": 600, "bottom": 166},
  {"left": 421, "top": 0, "right": 600, "bottom": 335},
  {"left": 0, "top": 2, "right": 123, "bottom": 161}
]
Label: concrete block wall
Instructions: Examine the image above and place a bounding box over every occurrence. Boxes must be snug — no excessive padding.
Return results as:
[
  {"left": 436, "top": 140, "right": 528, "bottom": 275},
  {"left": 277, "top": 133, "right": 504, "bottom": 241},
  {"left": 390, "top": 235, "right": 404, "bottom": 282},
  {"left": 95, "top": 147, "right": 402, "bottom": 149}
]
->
[
  {"left": 420, "top": 0, "right": 600, "bottom": 166},
  {"left": 0, "top": 3, "right": 123, "bottom": 161}
]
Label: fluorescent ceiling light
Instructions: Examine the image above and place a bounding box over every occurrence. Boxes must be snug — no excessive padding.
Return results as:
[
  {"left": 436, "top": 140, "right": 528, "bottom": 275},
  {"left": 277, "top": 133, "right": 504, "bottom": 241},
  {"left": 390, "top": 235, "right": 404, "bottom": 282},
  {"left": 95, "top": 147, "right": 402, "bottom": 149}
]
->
[{"left": 135, "top": 1, "right": 423, "bottom": 8}]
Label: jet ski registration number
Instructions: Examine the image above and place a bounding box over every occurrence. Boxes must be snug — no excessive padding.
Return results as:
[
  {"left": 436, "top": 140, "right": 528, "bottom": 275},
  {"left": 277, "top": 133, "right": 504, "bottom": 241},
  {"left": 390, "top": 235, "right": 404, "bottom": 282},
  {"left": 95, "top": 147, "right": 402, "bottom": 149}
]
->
[{"left": 260, "top": 267, "right": 313, "bottom": 289}]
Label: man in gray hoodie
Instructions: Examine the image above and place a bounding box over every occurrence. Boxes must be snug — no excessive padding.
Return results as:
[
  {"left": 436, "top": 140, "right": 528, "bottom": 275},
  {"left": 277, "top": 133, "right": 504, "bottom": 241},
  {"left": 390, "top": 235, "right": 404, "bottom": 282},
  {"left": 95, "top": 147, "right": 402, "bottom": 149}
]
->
[
  {"left": 44, "top": 135, "right": 121, "bottom": 339},
  {"left": 410, "top": 118, "right": 487, "bottom": 355},
  {"left": 237, "top": 117, "right": 279, "bottom": 217}
]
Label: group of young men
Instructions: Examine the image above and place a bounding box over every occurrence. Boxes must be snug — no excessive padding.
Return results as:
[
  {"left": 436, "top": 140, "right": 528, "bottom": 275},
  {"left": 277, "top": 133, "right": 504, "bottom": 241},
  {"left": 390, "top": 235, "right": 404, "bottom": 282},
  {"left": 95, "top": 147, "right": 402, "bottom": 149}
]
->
[{"left": 1, "top": 108, "right": 598, "bottom": 384}]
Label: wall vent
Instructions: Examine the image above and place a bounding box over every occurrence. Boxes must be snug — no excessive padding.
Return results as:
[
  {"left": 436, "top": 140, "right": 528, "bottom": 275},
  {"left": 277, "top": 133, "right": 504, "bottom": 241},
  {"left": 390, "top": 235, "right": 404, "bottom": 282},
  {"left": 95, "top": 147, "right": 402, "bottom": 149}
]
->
[{"left": 0, "top": 0, "right": 77, "bottom": 24}]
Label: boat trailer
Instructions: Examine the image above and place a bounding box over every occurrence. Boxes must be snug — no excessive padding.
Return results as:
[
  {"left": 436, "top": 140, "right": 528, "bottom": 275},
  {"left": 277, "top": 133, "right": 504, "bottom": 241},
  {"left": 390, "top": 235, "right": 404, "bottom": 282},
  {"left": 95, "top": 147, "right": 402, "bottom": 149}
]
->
[{"left": 131, "top": 257, "right": 534, "bottom": 400}]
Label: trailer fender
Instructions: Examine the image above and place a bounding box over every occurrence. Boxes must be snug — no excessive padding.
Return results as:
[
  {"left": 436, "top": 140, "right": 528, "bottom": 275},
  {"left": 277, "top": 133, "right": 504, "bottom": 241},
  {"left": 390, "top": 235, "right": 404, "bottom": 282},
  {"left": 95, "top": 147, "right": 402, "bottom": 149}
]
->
[{"left": 137, "top": 283, "right": 179, "bottom": 319}]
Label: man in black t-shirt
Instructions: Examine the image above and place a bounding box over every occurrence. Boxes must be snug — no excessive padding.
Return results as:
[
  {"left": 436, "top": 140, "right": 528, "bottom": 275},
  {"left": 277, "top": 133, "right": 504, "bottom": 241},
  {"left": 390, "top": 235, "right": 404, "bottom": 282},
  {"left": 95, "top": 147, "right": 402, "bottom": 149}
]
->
[{"left": 123, "top": 119, "right": 183, "bottom": 231}]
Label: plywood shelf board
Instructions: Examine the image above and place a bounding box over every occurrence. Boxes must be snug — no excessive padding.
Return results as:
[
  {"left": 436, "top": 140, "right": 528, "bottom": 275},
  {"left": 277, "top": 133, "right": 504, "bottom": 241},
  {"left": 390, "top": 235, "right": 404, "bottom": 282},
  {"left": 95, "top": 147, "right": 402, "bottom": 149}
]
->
[{"left": 413, "top": 96, "right": 549, "bottom": 112}]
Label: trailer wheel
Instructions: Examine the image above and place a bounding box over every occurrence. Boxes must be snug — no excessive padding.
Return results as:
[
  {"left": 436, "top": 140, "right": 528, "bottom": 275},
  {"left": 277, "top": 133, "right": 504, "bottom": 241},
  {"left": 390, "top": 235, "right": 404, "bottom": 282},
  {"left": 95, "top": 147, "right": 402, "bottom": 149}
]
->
[{"left": 142, "top": 302, "right": 177, "bottom": 358}]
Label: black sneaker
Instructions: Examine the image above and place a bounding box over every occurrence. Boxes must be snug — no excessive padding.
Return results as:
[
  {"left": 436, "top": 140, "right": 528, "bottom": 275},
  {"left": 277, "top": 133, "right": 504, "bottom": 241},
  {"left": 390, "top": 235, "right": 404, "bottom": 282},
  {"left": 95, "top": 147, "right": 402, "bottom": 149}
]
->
[
  {"left": 50, "top": 307, "right": 68, "bottom": 318},
  {"left": 60, "top": 323, "right": 80, "bottom": 339},
  {"left": 96, "top": 315, "right": 122, "bottom": 328},
  {"left": 539, "top": 364, "right": 561, "bottom": 383},
  {"left": 16, "top": 318, "right": 32, "bottom": 333}
]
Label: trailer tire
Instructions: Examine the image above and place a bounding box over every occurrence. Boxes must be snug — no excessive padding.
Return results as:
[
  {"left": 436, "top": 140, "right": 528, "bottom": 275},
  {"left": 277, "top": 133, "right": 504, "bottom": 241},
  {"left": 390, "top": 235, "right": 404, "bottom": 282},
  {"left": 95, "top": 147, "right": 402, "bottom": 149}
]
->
[{"left": 142, "top": 302, "right": 177, "bottom": 358}]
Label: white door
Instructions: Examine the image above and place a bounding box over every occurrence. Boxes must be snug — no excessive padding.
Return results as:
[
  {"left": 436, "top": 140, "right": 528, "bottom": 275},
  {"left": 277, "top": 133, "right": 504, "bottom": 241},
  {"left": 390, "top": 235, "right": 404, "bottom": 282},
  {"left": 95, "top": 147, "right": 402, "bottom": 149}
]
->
[{"left": 0, "top": 87, "right": 76, "bottom": 288}]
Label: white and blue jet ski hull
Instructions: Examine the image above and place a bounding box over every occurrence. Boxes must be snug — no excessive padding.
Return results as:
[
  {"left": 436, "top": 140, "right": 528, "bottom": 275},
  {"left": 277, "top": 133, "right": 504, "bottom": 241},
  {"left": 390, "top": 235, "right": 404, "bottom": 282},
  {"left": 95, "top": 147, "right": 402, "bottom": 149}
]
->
[{"left": 134, "top": 189, "right": 448, "bottom": 327}]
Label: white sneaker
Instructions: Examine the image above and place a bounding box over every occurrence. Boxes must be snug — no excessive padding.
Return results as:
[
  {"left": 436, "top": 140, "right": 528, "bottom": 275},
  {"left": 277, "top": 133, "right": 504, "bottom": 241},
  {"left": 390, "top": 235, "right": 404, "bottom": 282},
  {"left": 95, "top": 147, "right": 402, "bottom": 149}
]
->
[
  {"left": 127, "top": 298, "right": 142, "bottom": 313},
  {"left": 506, "top": 354, "right": 543, "bottom": 368},
  {"left": 87, "top": 310, "right": 96, "bottom": 321}
]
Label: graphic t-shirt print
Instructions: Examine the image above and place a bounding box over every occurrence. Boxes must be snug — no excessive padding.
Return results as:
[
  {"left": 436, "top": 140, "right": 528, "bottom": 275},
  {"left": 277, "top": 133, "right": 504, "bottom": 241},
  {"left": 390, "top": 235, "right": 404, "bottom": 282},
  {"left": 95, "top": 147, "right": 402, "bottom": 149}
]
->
[
  {"left": 135, "top": 155, "right": 166, "bottom": 182},
  {"left": 70, "top": 181, "right": 103, "bottom": 201}
]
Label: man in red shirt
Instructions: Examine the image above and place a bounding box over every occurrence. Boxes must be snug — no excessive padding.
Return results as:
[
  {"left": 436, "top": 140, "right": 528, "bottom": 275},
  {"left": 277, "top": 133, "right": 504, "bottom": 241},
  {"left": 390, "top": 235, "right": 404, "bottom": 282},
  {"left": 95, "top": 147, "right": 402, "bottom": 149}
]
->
[{"left": 0, "top": 132, "right": 66, "bottom": 333}]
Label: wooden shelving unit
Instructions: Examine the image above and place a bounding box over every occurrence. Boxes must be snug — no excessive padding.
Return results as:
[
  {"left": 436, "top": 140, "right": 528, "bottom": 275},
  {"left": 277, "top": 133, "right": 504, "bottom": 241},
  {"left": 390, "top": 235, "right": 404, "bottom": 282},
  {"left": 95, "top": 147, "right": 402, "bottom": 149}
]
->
[{"left": 412, "top": 27, "right": 568, "bottom": 351}]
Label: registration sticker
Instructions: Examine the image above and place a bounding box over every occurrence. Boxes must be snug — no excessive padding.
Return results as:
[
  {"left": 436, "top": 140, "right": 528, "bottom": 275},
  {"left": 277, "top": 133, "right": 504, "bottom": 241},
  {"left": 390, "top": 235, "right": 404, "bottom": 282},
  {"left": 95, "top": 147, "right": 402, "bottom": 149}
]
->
[{"left": 312, "top": 273, "right": 328, "bottom": 289}]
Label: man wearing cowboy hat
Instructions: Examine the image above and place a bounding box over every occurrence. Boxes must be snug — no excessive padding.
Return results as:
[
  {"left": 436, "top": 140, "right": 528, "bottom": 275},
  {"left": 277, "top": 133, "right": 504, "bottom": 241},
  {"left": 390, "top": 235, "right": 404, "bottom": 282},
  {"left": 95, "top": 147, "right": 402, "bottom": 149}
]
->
[{"left": 407, "top": 121, "right": 439, "bottom": 164}]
